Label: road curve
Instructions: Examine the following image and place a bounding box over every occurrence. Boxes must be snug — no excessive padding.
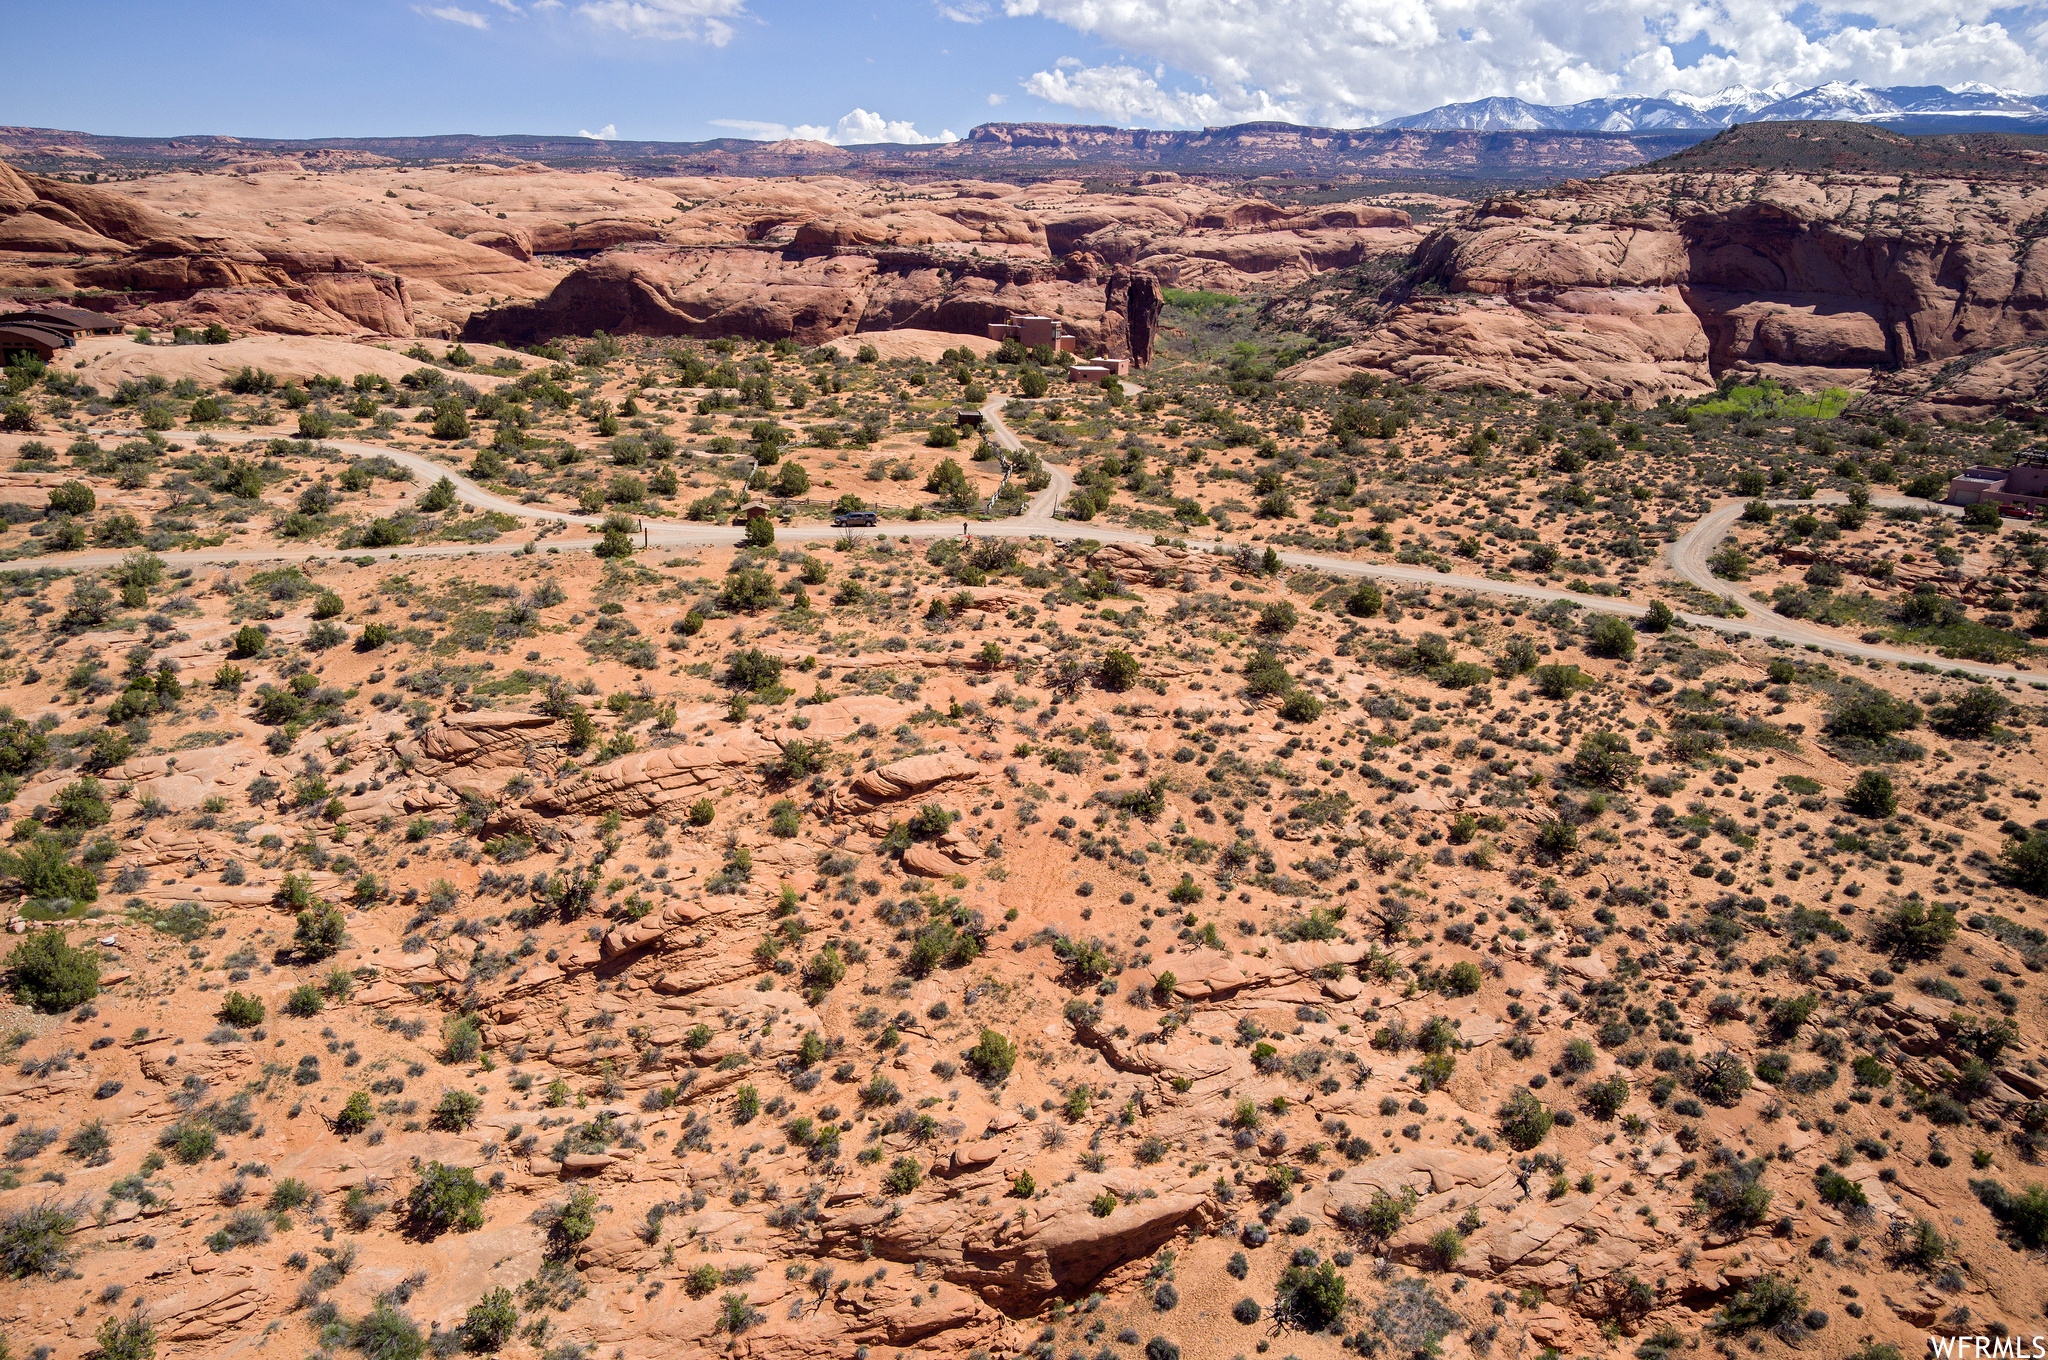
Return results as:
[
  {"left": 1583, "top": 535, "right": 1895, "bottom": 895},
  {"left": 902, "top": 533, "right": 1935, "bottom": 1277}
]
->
[{"left": 33, "top": 424, "right": 2036, "bottom": 685}]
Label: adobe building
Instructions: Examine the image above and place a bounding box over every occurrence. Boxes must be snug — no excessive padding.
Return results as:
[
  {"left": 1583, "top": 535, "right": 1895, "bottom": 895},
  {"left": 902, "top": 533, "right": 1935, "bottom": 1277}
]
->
[
  {"left": 986, "top": 315, "right": 1076, "bottom": 353},
  {"left": 1948, "top": 452, "right": 2048, "bottom": 512}
]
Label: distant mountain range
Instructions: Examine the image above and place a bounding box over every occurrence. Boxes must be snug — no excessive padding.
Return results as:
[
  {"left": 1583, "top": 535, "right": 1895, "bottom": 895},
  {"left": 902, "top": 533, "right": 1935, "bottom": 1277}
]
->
[
  {"left": 0, "top": 122, "right": 1713, "bottom": 181},
  {"left": 1380, "top": 81, "right": 2048, "bottom": 132}
]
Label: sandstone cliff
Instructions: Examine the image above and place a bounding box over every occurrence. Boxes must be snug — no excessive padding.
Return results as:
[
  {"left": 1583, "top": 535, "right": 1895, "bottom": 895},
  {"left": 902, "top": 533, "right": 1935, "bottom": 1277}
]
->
[
  {"left": 1288, "top": 158, "right": 2048, "bottom": 404},
  {"left": 0, "top": 159, "right": 421, "bottom": 336},
  {"left": 459, "top": 245, "right": 1164, "bottom": 361}
]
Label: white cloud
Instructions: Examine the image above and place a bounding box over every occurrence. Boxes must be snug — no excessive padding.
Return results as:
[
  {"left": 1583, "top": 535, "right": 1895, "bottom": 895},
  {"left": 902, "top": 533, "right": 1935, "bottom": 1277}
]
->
[
  {"left": 711, "top": 110, "right": 958, "bottom": 144},
  {"left": 579, "top": 123, "right": 619, "bottom": 139},
  {"left": 415, "top": 4, "right": 491, "bottom": 29},
  {"left": 998, "top": 0, "right": 2048, "bottom": 124},
  {"left": 987, "top": 92, "right": 1008, "bottom": 105},
  {"left": 575, "top": 0, "right": 750, "bottom": 45},
  {"left": 937, "top": 0, "right": 991, "bottom": 20},
  {"left": 825, "top": 108, "right": 958, "bottom": 143},
  {"left": 1022, "top": 62, "right": 1299, "bottom": 125}
]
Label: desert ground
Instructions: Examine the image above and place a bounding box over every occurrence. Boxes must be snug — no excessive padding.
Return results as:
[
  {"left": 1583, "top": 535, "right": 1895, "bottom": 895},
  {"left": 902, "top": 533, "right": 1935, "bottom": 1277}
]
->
[{"left": 2, "top": 126, "right": 2048, "bottom": 1360}]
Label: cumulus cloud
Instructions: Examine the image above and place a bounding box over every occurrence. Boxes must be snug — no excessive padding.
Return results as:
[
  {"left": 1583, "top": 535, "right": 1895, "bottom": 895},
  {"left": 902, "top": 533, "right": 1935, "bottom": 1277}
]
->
[
  {"left": 999, "top": 0, "right": 2048, "bottom": 124},
  {"left": 711, "top": 110, "right": 958, "bottom": 144},
  {"left": 415, "top": 4, "right": 492, "bottom": 29},
  {"left": 575, "top": 0, "right": 750, "bottom": 45},
  {"left": 579, "top": 123, "right": 619, "bottom": 139},
  {"left": 1022, "top": 62, "right": 1297, "bottom": 126}
]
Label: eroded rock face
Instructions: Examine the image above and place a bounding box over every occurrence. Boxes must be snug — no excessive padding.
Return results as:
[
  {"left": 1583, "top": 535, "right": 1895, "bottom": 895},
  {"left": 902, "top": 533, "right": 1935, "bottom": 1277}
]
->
[
  {"left": 462, "top": 246, "right": 1166, "bottom": 363},
  {"left": 1291, "top": 169, "right": 2048, "bottom": 403},
  {"left": 818, "top": 1168, "right": 1222, "bottom": 1307},
  {"left": 1862, "top": 339, "right": 2048, "bottom": 421},
  {"left": 0, "top": 159, "right": 424, "bottom": 335}
]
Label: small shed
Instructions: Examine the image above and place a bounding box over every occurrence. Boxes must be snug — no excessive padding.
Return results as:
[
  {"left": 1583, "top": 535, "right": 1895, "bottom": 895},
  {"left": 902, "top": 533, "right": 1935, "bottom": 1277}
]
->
[{"left": 955, "top": 411, "right": 984, "bottom": 429}]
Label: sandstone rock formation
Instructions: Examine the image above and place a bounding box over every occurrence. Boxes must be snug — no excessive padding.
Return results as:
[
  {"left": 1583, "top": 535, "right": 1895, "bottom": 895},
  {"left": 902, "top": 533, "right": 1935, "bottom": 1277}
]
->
[
  {"left": 1289, "top": 156, "right": 2048, "bottom": 403},
  {"left": 0, "top": 159, "right": 424, "bottom": 336},
  {"left": 0, "top": 159, "right": 1421, "bottom": 350},
  {"left": 461, "top": 245, "right": 1166, "bottom": 363}
]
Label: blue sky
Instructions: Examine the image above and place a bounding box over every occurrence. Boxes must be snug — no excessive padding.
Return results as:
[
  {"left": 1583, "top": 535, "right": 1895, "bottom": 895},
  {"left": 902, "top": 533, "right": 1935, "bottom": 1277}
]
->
[{"left": 3, "top": 0, "right": 2043, "bottom": 142}]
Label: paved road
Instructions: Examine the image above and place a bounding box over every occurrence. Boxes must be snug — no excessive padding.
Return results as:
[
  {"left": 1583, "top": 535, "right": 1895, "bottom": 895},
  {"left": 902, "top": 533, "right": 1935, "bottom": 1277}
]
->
[{"left": 33, "top": 421, "right": 2036, "bottom": 684}]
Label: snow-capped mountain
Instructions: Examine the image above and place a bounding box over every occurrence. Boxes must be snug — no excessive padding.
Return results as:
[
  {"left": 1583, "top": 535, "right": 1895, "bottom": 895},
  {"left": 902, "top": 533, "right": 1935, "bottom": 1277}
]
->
[{"left": 1378, "top": 81, "right": 2048, "bottom": 132}]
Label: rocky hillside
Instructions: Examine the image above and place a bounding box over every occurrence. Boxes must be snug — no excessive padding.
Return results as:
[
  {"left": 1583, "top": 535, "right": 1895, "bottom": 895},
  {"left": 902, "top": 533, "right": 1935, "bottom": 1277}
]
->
[
  {"left": 0, "top": 159, "right": 1421, "bottom": 350},
  {"left": 1286, "top": 123, "right": 2048, "bottom": 407}
]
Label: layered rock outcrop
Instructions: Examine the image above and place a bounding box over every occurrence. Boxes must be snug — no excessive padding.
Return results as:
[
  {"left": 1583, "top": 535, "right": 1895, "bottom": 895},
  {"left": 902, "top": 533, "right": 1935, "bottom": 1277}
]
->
[
  {"left": 0, "top": 159, "right": 423, "bottom": 335},
  {"left": 1291, "top": 161, "right": 2048, "bottom": 403},
  {"left": 462, "top": 245, "right": 1165, "bottom": 363}
]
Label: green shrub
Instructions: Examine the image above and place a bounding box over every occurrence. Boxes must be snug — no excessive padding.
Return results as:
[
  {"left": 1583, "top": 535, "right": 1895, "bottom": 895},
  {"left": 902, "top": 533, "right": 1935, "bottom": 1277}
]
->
[
  {"left": 1692, "top": 1050, "right": 1752, "bottom": 1106},
  {"left": 335, "top": 1091, "right": 375, "bottom": 1134},
  {"left": 1972, "top": 1178, "right": 2048, "bottom": 1248},
  {"left": 1498, "top": 1088, "right": 1553, "bottom": 1150},
  {"left": 1279, "top": 1259, "right": 1347, "bottom": 1327},
  {"left": 442, "top": 1014, "right": 482, "bottom": 1064},
  {"left": 1533, "top": 819, "right": 1578, "bottom": 860},
  {"left": 432, "top": 1090, "right": 482, "bottom": 1132},
  {"left": 1815, "top": 1169, "right": 1868, "bottom": 1211},
  {"left": 1714, "top": 1274, "right": 1805, "bottom": 1333},
  {"left": 1336, "top": 1186, "right": 1416, "bottom": 1241},
  {"left": 966, "top": 1028, "right": 1017, "bottom": 1081},
  {"left": 93, "top": 1314, "right": 157, "bottom": 1360},
  {"left": 1586, "top": 613, "right": 1636, "bottom": 659},
  {"left": 1872, "top": 901, "right": 1958, "bottom": 958},
  {"left": 284, "top": 984, "right": 324, "bottom": 1018},
  {"left": 0, "top": 1200, "right": 76, "bottom": 1278},
  {"left": 203, "top": 1208, "right": 269, "bottom": 1252},
  {"left": 1845, "top": 770, "right": 1896, "bottom": 817},
  {"left": 1582, "top": 1074, "right": 1630, "bottom": 1118},
  {"left": 47, "top": 481, "right": 96, "bottom": 516},
  {"left": 2003, "top": 833, "right": 2048, "bottom": 893},
  {"left": 352, "top": 1304, "right": 426, "bottom": 1360},
  {"left": 5, "top": 930, "right": 99, "bottom": 1011},
  {"left": 1570, "top": 730, "right": 1638, "bottom": 787},
  {"left": 882, "top": 1156, "right": 924, "bottom": 1195},
  {"left": 0, "top": 838, "right": 96, "bottom": 905},
  {"left": 64, "top": 1117, "right": 112, "bottom": 1165},
  {"left": 459, "top": 1288, "right": 518, "bottom": 1352},
  {"left": 404, "top": 1162, "right": 488, "bottom": 1237},
  {"left": 219, "top": 991, "right": 265, "bottom": 1027},
  {"left": 1279, "top": 689, "right": 1325, "bottom": 722},
  {"left": 803, "top": 945, "right": 846, "bottom": 989},
  {"left": 545, "top": 1187, "right": 598, "bottom": 1254},
  {"left": 293, "top": 903, "right": 346, "bottom": 960},
  {"left": 1424, "top": 1227, "right": 1466, "bottom": 1270},
  {"left": 1098, "top": 649, "right": 1140, "bottom": 692}
]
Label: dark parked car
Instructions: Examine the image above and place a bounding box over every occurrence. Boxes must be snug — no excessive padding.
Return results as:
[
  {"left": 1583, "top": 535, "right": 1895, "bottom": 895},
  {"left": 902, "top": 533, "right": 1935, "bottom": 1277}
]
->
[{"left": 832, "top": 511, "right": 879, "bottom": 526}]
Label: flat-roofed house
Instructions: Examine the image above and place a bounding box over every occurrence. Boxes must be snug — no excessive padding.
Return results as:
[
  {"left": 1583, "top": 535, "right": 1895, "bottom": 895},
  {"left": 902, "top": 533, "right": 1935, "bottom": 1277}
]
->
[{"left": 0, "top": 322, "right": 74, "bottom": 363}]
